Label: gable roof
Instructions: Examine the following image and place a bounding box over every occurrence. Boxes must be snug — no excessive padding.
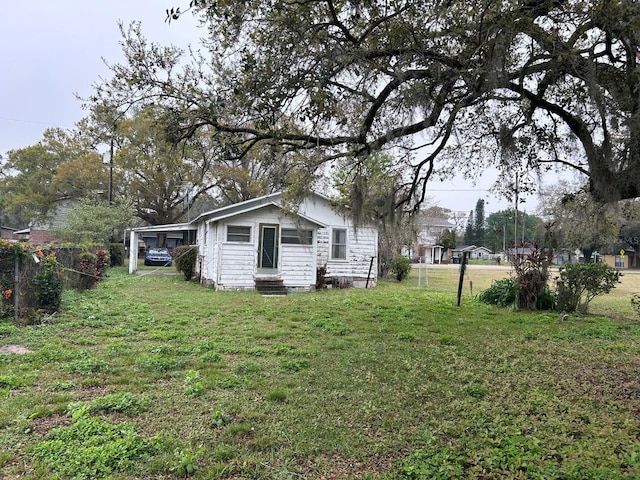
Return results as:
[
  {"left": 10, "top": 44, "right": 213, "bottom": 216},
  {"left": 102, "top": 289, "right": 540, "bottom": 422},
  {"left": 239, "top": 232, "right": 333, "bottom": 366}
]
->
[
  {"left": 190, "top": 192, "right": 328, "bottom": 227},
  {"left": 129, "top": 192, "right": 331, "bottom": 234},
  {"left": 453, "top": 245, "right": 493, "bottom": 253}
]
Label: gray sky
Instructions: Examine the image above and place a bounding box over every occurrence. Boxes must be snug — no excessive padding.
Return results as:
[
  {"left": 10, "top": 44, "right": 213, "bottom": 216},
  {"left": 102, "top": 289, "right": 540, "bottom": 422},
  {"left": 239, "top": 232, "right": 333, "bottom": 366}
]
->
[{"left": 1, "top": 1, "right": 543, "bottom": 215}]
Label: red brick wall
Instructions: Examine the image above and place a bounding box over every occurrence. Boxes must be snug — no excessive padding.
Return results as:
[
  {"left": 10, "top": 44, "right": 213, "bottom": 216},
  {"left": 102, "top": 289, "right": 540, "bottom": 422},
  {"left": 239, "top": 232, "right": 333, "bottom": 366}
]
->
[{"left": 29, "top": 229, "right": 53, "bottom": 245}]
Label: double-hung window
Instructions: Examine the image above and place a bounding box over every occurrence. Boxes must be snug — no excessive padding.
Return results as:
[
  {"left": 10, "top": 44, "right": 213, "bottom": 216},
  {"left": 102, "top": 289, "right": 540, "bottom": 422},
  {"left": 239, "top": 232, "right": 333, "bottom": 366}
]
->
[
  {"left": 227, "top": 225, "right": 251, "bottom": 242},
  {"left": 281, "top": 228, "right": 313, "bottom": 245},
  {"left": 331, "top": 228, "right": 347, "bottom": 260}
]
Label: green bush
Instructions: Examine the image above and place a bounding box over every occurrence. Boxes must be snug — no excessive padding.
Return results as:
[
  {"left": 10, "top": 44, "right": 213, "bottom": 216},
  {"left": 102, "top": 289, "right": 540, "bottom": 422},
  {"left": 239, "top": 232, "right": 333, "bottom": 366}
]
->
[
  {"left": 173, "top": 245, "right": 198, "bottom": 281},
  {"left": 77, "top": 252, "right": 99, "bottom": 291},
  {"left": 479, "top": 277, "right": 556, "bottom": 310},
  {"left": 389, "top": 254, "right": 411, "bottom": 281},
  {"left": 31, "top": 255, "right": 63, "bottom": 314},
  {"left": 109, "top": 243, "right": 126, "bottom": 267},
  {"left": 555, "top": 262, "right": 622, "bottom": 313},
  {"left": 632, "top": 294, "right": 640, "bottom": 319},
  {"left": 478, "top": 278, "right": 518, "bottom": 308}
]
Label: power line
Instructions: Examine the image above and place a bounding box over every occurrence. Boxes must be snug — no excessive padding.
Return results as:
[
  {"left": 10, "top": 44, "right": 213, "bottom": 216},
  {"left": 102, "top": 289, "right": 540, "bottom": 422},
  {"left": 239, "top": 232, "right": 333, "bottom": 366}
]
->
[{"left": 0, "top": 116, "right": 75, "bottom": 129}]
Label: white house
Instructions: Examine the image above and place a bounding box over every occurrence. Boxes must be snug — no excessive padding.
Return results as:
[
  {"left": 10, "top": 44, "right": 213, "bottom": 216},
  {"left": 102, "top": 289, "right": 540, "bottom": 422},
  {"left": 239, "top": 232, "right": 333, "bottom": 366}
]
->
[
  {"left": 412, "top": 213, "right": 456, "bottom": 264},
  {"left": 451, "top": 245, "right": 493, "bottom": 261},
  {"left": 128, "top": 192, "right": 378, "bottom": 292}
]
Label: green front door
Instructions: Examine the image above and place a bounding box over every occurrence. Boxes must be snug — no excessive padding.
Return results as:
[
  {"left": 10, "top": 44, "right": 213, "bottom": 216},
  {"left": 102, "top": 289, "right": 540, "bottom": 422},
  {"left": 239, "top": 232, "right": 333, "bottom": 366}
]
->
[{"left": 259, "top": 225, "right": 278, "bottom": 270}]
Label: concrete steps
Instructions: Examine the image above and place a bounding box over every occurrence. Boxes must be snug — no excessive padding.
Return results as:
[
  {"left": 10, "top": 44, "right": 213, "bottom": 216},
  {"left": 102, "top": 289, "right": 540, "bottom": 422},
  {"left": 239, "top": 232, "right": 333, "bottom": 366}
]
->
[{"left": 255, "top": 278, "right": 287, "bottom": 296}]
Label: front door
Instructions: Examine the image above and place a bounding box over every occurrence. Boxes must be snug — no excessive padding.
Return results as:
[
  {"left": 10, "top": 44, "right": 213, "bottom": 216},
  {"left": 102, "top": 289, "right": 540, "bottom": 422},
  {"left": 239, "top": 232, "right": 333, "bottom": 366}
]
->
[{"left": 259, "top": 225, "right": 278, "bottom": 270}]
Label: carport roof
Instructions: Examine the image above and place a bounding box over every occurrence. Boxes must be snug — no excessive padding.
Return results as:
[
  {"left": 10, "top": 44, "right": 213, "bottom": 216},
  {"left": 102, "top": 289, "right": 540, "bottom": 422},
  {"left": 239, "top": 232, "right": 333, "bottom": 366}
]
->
[{"left": 128, "top": 223, "right": 194, "bottom": 233}]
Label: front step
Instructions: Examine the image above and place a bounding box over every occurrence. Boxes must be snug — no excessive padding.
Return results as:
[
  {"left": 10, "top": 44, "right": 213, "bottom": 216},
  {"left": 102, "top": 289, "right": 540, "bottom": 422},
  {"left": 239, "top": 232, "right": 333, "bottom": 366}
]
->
[{"left": 255, "top": 278, "right": 287, "bottom": 296}]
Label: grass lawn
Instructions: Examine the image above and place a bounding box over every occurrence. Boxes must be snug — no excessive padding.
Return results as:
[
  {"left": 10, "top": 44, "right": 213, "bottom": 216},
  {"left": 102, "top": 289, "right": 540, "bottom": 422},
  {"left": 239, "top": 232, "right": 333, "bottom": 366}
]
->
[{"left": 1, "top": 265, "right": 640, "bottom": 478}]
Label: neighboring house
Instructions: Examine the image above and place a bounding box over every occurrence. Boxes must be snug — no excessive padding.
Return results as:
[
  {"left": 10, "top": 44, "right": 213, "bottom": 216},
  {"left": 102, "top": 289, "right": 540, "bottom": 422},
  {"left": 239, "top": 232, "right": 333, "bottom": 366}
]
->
[
  {"left": 601, "top": 243, "right": 635, "bottom": 269},
  {"left": 451, "top": 245, "right": 493, "bottom": 261},
  {"left": 128, "top": 192, "right": 378, "bottom": 292},
  {"left": 413, "top": 214, "right": 456, "bottom": 264},
  {"left": 16, "top": 200, "right": 76, "bottom": 244},
  {"left": 602, "top": 251, "right": 632, "bottom": 269},
  {"left": 0, "top": 226, "right": 21, "bottom": 240}
]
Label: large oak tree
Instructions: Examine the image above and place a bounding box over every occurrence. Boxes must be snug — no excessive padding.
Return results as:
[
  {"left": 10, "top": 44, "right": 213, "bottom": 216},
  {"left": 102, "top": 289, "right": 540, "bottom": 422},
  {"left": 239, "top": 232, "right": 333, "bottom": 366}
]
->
[
  {"left": 90, "top": 0, "right": 640, "bottom": 211},
  {"left": 0, "top": 128, "right": 108, "bottom": 224}
]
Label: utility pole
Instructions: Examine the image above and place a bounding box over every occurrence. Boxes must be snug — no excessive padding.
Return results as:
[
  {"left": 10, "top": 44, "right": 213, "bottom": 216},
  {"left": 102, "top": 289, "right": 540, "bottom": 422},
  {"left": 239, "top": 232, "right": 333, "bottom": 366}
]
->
[
  {"left": 514, "top": 173, "right": 519, "bottom": 248},
  {"left": 108, "top": 136, "right": 114, "bottom": 205}
]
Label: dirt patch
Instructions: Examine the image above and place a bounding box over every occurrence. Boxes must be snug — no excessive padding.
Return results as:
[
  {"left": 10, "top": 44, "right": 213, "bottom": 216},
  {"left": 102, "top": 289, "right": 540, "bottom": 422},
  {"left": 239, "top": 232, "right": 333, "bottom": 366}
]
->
[
  {"left": 569, "top": 362, "right": 640, "bottom": 405},
  {"left": 29, "top": 413, "right": 72, "bottom": 435},
  {"left": 0, "top": 344, "right": 32, "bottom": 355}
]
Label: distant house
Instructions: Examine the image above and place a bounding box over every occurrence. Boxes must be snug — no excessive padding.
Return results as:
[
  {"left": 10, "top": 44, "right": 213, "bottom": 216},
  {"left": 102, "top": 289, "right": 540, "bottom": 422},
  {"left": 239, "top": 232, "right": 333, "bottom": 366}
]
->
[
  {"left": 0, "top": 226, "right": 22, "bottom": 240},
  {"left": 413, "top": 214, "right": 456, "bottom": 263},
  {"left": 128, "top": 192, "right": 378, "bottom": 292},
  {"left": 451, "top": 245, "right": 493, "bottom": 261},
  {"left": 9, "top": 200, "right": 76, "bottom": 244}
]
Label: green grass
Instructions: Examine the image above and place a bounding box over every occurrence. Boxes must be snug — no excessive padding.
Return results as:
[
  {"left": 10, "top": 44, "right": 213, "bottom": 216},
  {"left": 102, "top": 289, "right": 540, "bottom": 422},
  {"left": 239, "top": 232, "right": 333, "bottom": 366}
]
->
[{"left": 0, "top": 266, "right": 639, "bottom": 478}]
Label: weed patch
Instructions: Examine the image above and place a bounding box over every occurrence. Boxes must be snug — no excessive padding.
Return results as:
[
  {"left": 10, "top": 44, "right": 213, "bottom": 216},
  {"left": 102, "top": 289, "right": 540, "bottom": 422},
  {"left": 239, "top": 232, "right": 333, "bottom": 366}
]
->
[
  {"left": 33, "top": 410, "right": 158, "bottom": 479},
  {"left": 87, "top": 391, "right": 152, "bottom": 415}
]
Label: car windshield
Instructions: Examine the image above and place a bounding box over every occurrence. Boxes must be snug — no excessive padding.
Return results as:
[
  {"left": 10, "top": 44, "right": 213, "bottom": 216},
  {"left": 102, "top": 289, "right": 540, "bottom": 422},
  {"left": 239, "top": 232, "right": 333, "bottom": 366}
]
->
[{"left": 149, "top": 248, "right": 169, "bottom": 255}]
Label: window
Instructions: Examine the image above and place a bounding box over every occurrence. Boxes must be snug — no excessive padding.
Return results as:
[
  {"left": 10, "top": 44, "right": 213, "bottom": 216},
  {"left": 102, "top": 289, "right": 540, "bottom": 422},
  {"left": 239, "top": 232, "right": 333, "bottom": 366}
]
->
[
  {"left": 227, "top": 225, "right": 251, "bottom": 242},
  {"left": 281, "top": 228, "right": 313, "bottom": 245},
  {"left": 331, "top": 228, "right": 347, "bottom": 260}
]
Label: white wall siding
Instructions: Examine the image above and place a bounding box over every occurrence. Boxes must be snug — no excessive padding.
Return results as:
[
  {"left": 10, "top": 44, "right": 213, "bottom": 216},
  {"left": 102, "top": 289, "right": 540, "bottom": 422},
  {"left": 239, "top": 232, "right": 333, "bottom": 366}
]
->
[
  {"left": 195, "top": 222, "right": 206, "bottom": 278},
  {"left": 319, "top": 226, "right": 378, "bottom": 286},
  {"left": 218, "top": 243, "right": 256, "bottom": 290},
  {"left": 280, "top": 244, "right": 316, "bottom": 288}
]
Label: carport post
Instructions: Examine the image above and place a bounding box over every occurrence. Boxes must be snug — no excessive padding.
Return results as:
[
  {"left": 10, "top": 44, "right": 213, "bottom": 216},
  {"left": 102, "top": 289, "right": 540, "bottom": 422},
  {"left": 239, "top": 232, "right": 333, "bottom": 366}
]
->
[{"left": 129, "top": 230, "right": 138, "bottom": 274}]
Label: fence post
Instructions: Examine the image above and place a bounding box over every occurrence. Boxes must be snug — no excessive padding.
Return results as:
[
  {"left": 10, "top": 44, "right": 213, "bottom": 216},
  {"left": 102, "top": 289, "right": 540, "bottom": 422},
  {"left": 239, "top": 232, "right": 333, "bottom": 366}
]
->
[
  {"left": 456, "top": 252, "right": 468, "bottom": 307},
  {"left": 13, "top": 256, "right": 19, "bottom": 322}
]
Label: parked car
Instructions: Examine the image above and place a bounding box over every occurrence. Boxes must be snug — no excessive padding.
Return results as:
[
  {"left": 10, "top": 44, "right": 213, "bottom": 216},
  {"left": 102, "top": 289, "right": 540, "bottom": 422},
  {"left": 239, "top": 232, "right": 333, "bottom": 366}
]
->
[{"left": 144, "top": 248, "right": 173, "bottom": 266}]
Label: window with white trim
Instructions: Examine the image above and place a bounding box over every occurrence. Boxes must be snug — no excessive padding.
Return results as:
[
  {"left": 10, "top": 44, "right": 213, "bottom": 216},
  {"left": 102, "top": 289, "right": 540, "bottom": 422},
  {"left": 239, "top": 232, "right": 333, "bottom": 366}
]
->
[
  {"left": 281, "top": 228, "right": 313, "bottom": 245},
  {"left": 227, "top": 225, "right": 251, "bottom": 242},
  {"left": 331, "top": 228, "right": 347, "bottom": 260}
]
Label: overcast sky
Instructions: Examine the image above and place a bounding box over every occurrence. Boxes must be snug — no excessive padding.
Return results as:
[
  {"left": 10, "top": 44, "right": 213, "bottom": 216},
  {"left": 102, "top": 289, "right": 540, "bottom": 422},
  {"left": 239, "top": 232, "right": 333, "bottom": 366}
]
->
[{"left": 1, "top": 1, "right": 546, "bottom": 215}]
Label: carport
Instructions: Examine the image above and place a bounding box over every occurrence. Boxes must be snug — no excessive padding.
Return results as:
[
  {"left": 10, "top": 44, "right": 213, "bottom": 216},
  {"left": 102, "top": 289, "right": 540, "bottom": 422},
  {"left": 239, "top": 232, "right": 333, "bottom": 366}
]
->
[{"left": 127, "top": 223, "right": 197, "bottom": 274}]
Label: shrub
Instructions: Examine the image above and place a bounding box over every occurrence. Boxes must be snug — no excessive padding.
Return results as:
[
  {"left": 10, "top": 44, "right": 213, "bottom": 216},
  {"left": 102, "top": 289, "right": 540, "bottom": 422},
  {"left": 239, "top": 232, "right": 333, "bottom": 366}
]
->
[
  {"left": 74, "top": 249, "right": 109, "bottom": 291},
  {"left": 31, "top": 254, "right": 63, "bottom": 314},
  {"left": 555, "top": 262, "right": 622, "bottom": 313},
  {"left": 109, "top": 243, "right": 126, "bottom": 267},
  {"left": 478, "top": 278, "right": 518, "bottom": 308},
  {"left": 95, "top": 249, "right": 109, "bottom": 279},
  {"left": 173, "top": 245, "right": 198, "bottom": 281},
  {"left": 510, "top": 223, "right": 556, "bottom": 310},
  {"left": 632, "top": 294, "right": 640, "bottom": 319},
  {"left": 77, "top": 252, "right": 99, "bottom": 290},
  {"left": 389, "top": 254, "right": 411, "bottom": 282}
]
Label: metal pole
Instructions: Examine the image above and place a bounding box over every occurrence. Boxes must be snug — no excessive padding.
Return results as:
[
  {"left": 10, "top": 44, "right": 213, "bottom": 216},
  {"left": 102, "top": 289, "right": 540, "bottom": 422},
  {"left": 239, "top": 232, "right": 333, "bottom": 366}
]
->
[
  {"left": 365, "top": 256, "right": 375, "bottom": 288},
  {"left": 456, "top": 252, "right": 468, "bottom": 307},
  {"left": 425, "top": 261, "right": 428, "bottom": 288}
]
